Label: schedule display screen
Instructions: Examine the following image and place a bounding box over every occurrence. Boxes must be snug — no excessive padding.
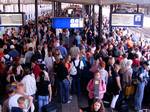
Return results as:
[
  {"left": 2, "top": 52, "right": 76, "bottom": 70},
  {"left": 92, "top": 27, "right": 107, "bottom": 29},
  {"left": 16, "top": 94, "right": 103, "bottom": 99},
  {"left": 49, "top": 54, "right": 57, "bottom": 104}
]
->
[
  {"left": 0, "top": 13, "right": 24, "bottom": 27},
  {"left": 52, "top": 17, "right": 84, "bottom": 29},
  {"left": 111, "top": 13, "right": 144, "bottom": 27}
]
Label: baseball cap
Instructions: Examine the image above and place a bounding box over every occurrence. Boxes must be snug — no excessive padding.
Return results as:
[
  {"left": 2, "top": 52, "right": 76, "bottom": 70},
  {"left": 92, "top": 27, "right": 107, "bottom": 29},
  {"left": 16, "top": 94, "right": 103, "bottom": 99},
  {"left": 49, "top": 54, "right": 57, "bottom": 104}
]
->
[{"left": 10, "top": 45, "right": 15, "bottom": 49}]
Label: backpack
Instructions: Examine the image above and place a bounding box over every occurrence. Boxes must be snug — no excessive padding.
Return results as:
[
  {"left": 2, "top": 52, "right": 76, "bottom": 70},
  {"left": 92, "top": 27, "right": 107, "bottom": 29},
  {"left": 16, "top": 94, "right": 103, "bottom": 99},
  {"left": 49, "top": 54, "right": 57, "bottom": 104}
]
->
[
  {"left": 4, "top": 55, "right": 11, "bottom": 66},
  {"left": 73, "top": 60, "right": 82, "bottom": 78}
]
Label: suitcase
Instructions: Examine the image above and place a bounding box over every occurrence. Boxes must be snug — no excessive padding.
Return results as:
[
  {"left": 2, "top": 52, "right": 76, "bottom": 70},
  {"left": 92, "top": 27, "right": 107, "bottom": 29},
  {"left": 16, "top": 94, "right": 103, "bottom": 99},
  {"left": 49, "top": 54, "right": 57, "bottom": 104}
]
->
[
  {"left": 42, "top": 102, "right": 57, "bottom": 112},
  {"left": 115, "top": 92, "right": 129, "bottom": 112}
]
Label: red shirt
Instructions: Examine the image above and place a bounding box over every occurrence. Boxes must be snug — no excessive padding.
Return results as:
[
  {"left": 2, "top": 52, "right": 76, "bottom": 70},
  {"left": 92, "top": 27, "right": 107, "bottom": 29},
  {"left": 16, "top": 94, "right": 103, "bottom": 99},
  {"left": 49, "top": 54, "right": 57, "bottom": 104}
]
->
[
  {"left": 132, "top": 59, "right": 140, "bottom": 67},
  {"left": 33, "top": 64, "right": 41, "bottom": 79}
]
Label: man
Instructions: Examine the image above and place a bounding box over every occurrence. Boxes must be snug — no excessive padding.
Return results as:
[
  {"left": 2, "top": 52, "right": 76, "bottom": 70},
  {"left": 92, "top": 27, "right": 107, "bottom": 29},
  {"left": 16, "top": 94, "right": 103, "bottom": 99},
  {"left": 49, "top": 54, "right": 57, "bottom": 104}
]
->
[
  {"left": 57, "top": 41, "right": 68, "bottom": 59},
  {"left": 75, "top": 32, "right": 81, "bottom": 47},
  {"left": 24, "top": 47, "right": 34, "bottom": 65},
  {"left": 134, "top": 61, "right": 149, "bottom": 111},
  {"left": 70, "top": 41, "right": 80, "bottom": 60},
  {"left": 70, "top": 54, "right": 84, "bottom": 96},
  {"left": 8, "top": 45, "right": 20, "bottom": 59},
  {"left": 21, "top": 67, "right": 37, "bottom": 96}
]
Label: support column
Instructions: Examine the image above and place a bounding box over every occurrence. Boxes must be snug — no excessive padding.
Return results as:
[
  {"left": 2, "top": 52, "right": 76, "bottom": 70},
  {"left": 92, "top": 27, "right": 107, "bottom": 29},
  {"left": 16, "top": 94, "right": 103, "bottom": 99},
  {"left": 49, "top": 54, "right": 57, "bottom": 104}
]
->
[
  {"left": 57, "top": 2, "right": 61, "bottom": 16},
  {"left": 98, "top": 4, "right": 102, "bottom": 40},
  {"left": 3, "top": 4, "right": 5, "bottom": 12},
  {"left": 109, "top": 4, "right": 113, "bottom": 34},
  {"left": 35, "top": 0, "right": 38, "bottom": 35},
  {"left": 52, "top": 1, "right": 55, "bottom": 17},
  {"left": 92, "top": 5, "right": 95, "bottom": 33},
  {"left": 137, "top": 4, "right": 139, "bottom": 13},
  {"left": 18, "top": 0, "right": 20, "bottom": 12}
]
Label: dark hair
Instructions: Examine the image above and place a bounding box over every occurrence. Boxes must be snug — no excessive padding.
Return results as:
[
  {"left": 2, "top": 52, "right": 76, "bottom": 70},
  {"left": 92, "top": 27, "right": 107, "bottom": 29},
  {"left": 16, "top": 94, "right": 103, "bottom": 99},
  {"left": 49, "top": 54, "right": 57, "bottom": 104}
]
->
[
  {"left": 17, "top": 96, "right": 25, "bottom": 104},
  {"left": 3, "top": 49, "right": 9, "bottom": 54},
  {"left": 39, "top": 71, "right": 45, "bottom": 82},
  {"left": 28, "top": 47, "right": 33, "bottom": 51},
  {"left": 91, "top": 99, "right": 105, "bottom": 112}
]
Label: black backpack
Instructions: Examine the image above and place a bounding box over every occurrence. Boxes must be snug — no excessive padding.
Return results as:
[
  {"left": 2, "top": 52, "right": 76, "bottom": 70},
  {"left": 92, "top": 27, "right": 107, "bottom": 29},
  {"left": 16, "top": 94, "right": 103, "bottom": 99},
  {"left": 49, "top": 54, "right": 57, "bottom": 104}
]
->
[
  {"left": 73, "top": 60, "right": 82, "bottom": 78},
  {"left": 4, "top": 55, "right": 11, "bottom": 66}
]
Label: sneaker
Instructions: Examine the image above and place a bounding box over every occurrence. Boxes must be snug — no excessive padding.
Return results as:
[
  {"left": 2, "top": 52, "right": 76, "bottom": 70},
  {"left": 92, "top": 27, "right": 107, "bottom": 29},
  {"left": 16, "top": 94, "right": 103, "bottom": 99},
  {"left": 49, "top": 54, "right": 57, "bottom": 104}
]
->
[
  {"left": 67, "top": 100, "right": 71, "bottom": 104},
  {"left": 69, "top": 96, "right": 72, "bottom": 100}
]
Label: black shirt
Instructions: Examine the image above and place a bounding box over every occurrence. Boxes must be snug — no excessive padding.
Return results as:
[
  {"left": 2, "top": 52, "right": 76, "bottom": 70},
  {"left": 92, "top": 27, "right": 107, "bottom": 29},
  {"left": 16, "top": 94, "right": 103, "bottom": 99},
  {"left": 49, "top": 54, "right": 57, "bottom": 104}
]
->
[
  {"left": 53, "top": 61, "right": 68, "bottom": 81},
  {"left": 112, "top": 71, "right": 120, "bottom": 95},
  {"left": 37, "top": 81, "right": 50, "bottom": 96}
]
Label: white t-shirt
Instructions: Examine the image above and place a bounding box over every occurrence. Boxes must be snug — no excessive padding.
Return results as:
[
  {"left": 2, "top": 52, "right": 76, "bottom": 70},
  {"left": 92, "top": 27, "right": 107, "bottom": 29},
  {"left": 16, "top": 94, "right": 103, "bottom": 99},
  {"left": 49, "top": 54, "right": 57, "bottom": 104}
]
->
[
  {"left": 21, "top": 74, "right": 37, "bottom": 96},
  {"left": 9, "top": 93, "right": 35, "bottom": 112},
  {"left": 9, "top": 93, "right": 23, "bottom": 110}
]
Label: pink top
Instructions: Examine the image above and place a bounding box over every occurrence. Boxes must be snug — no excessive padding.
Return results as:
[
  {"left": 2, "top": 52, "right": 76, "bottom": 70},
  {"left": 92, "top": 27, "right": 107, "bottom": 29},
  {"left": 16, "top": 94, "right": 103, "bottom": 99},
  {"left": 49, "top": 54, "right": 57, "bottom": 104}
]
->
[{"left": 87, "top": 79, "right": 106, "bottom": 99}]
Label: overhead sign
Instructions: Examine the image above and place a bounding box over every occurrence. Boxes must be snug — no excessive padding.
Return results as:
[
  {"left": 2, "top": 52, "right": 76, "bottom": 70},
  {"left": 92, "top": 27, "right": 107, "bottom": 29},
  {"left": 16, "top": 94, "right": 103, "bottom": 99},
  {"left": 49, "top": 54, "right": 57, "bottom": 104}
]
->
[
  {"left": 0, "top": 13, "right": 24, "bottom": 27},
  {"left": 111, "top": 13, "right": 144, "bottom": 27},
  {"left": 52, "top": 17, "right": 84, "bottom": 29}
]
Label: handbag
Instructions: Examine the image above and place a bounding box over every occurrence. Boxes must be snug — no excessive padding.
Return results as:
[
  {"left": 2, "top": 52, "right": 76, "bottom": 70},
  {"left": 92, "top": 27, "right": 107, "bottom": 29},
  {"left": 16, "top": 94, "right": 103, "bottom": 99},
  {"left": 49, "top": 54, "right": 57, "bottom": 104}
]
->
[
  {"left": 132, "top": 78, "right": 140, "bottom": 85},
  {"left": 125, "top": 85, "right": 135, "bottom": 96}
]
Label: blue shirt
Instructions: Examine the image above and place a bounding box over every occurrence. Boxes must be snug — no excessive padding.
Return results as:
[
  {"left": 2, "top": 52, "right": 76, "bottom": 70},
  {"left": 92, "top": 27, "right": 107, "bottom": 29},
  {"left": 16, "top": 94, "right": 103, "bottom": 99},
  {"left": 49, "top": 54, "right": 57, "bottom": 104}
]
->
[
  {"left": 8, "top": 49, "right": 20, "bottom": 58},
  {"left": 57, "top": 46, "right": 68, "bottom": 58}
]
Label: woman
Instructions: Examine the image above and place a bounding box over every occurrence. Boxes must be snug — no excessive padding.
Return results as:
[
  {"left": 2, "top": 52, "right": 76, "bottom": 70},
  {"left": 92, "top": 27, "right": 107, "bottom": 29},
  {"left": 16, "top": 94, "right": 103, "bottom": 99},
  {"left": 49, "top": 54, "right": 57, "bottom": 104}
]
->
[
  {"left": 122, "top": 59, "right": 133, "bottom": 89},
  {"left": 37, "top": 71, "right": 52, "bottom": 112},
  {"left": 87, "top": 70, "right": 106, "bottom": 106},
  {"left": 80, "top": 99, "right": 105, "bottom": 112},
  {"left": 53, "top": 56, "right": 70, "bottom": 103},
  {"left": 110, "top": 63, "right": 122, "bottom": 110}
]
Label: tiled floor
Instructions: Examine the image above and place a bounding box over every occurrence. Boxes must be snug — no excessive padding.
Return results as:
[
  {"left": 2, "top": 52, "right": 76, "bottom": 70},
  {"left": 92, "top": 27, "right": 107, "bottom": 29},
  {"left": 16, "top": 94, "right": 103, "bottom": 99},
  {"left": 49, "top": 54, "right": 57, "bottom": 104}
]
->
[{"left": 62, "top": 95, "right": 79, "bottom": 112}]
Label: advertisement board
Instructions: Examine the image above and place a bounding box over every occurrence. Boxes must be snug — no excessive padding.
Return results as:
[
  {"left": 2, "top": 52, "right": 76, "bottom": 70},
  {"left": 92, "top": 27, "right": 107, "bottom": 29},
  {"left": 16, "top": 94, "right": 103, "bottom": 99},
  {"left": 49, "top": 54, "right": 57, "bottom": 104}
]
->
[
  {"left": 0, "top": 12, "right": 24, "bottom": 27},
  {"left": 52, "top": 17, "right": 84, "bottom": 29},
  {"left": 111, "top": 13, "right": 144, "bottom": 27}
]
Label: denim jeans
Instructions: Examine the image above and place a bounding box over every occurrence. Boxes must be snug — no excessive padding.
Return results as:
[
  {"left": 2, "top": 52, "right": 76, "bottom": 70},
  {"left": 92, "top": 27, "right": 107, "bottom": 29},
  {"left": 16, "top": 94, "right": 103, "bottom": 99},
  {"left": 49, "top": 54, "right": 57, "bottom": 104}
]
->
[
  {"left": 38, "top": 96, "right": 49, "bottom": 112},
  {"left": 58, "top": 79, "right": 70, "bottom": 103},
  {"left": 71, "top": 75, "right": 81, "bottom": 96},
  {"left": 134, "top": 82, "right": 146, "bottom": 111}
]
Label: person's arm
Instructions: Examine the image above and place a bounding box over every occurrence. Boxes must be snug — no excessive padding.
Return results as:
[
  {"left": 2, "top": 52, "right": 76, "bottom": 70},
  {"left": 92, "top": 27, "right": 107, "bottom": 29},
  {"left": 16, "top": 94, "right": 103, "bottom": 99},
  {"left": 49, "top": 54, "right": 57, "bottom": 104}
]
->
[
  {"left": 99, "top": 81, "right": 106, "bottom": 94},
  {"left": 79, "top": 109, "right": 83, "bottom": 112},
  {"left": 116, "top": 76, "right": 122, "bottom": 91},
  {"left": 64, "top": 48, "right": 68, "bottom": 57},
  {"left": 48, "top": 84, "right": 52, "bottom": 102},
  {"left": 128, "top": 71, "right": 133, "bottom": 85},
  {"left": 106, "top": 71, "right": 109, "bottom": 84},
  {"left": 87, "top": 80, "right": 93, "bottom": 92},
  {"left": 80, "top": 61, "right": 84, "bottom": 70}
]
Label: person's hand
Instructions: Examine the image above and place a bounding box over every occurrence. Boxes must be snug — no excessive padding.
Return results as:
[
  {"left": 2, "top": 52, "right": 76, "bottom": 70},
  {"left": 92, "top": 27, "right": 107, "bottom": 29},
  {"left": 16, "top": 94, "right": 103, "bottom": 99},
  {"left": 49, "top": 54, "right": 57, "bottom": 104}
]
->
[{"left": 79, "top": 109, "right": 83, "bottom": 112}]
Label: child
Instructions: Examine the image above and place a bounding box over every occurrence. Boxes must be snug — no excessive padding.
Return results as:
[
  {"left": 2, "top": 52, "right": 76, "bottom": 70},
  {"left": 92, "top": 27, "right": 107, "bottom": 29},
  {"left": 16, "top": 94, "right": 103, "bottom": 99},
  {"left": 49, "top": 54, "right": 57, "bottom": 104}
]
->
[{"left": 11, "top": 97, "right": 25, "bottom": 112}]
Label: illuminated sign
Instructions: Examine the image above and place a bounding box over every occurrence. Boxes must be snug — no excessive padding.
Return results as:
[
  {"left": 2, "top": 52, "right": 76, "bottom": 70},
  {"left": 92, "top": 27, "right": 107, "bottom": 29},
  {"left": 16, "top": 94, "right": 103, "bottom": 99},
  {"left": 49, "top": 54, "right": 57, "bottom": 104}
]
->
[
  {"left": 52, "top": 17, "right": 84, "bottom": 29},
  {"left": 0, "top": 13, "right": 24, "bottom": 27},
  {"left": 111, "top": 13, "right": 144, "bottom": 27}
]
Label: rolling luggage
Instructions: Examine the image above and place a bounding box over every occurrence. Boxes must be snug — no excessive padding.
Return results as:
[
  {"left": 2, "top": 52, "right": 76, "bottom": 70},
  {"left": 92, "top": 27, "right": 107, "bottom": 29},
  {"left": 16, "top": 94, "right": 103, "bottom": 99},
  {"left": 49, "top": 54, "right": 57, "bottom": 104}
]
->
[
  {"left": 42, "top": 102, "right": 57, "bottom": 112},
  {"left": 115, "top": 92, "right": 129, "bottom": 112}
]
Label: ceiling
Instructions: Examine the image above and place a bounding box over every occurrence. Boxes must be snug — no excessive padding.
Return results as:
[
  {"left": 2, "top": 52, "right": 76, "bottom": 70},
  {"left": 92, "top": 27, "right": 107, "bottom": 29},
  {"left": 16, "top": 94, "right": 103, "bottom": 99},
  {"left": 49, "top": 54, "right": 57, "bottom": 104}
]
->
[
  {"left": 0, "top": 0, "right": 150, "bottom": 5},
  {"left": 51, "top": 0, "right": 150, "bottom": 5}
]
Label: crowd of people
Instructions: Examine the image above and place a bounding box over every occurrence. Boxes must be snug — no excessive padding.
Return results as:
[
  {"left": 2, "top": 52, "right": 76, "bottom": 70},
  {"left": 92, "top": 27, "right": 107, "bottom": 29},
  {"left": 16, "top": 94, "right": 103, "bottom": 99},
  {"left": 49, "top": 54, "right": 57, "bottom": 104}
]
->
[{"left": 0, "top": 10, "right": 150, "bottom": 112}]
